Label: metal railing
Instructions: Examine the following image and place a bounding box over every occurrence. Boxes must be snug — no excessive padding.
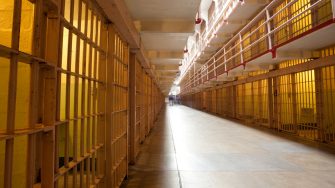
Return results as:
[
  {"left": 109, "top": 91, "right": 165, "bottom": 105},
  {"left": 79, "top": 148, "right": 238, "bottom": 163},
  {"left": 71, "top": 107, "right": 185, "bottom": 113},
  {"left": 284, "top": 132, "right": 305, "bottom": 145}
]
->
[
  {"left": 181, "top": 0, "right": 334, "bottom": 94},
  {"left": 179, "top": 0, "right": 242, "bottom": 84}
]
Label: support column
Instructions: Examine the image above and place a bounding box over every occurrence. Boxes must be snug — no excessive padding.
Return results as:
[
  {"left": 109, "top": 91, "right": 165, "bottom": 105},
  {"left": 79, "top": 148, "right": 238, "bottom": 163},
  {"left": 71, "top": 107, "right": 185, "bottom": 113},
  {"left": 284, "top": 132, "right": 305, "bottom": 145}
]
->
[
  {"left": 105, "top": 24, "right": 115, "bottom": 187},
  {"left": 291, "top": 73, "right": 298, "bottom": 133},
  {"left": 268, "top": 77, "right": 274, "bottom": 128},
  {"left": 128, "top": 52, "right": 137, "bottom": 164},
  {"left": 41, "top": 0, "right": 61, "bottom": 186},
  {"left": 315, "top": 68, "right": 324, "bottom": 142}
]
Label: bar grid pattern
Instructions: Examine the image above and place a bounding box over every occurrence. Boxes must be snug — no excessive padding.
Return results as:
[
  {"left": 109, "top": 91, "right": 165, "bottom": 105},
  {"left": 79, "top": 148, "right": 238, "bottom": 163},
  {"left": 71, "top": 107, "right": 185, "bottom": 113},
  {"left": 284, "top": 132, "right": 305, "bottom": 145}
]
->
[{"left": 181, "top": 46, "right": 335, "bottom": 145}]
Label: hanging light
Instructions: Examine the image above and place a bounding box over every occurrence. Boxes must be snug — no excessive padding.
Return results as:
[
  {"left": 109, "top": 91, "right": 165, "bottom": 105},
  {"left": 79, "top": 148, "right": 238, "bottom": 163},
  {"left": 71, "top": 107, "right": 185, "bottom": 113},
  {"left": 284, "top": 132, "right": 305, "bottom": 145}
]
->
[
  {"left": 195, "top": 11, "right": 202, "bottom": 24},
  {"left": 195, "top": 18, "right": 202, "bottom": 24}
]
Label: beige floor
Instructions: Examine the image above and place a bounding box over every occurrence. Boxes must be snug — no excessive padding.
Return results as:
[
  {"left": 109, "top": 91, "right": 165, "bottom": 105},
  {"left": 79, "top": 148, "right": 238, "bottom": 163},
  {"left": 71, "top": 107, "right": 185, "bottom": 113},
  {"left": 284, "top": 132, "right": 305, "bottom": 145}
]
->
[{"left": 121, "top": 105, "right": 335, "bottom": 188}]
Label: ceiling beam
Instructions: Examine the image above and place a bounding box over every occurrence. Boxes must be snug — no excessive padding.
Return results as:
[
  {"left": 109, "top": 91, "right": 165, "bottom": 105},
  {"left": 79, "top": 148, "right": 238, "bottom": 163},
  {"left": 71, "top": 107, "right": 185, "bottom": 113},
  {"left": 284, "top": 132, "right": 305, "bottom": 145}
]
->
[
  {"left": 134, "top": 20, "right": 194, "bottom": 33},
  {"left": 153, "top": 64, "right": 179, "bottom": 70},
  {"left": 151, "top": 59, "right": 180, "bottom": 65},
  {"left": 146, "top": 50, "right": 184, "bottom": 59}
]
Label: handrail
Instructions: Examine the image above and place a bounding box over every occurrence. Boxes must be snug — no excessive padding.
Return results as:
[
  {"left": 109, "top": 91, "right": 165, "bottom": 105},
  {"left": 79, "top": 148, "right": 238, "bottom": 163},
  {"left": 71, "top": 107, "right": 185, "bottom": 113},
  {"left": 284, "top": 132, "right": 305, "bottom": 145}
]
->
[
  {"left": 188, "top": 0, "right": 295, "bottom": 78},
  {"left": 201, "top": 0, "right": 301, "bottom": 74},
  {"left": 215, "top": 0, "right": 324, "bottom": 72},
  {"left": 181, "top": 0, "right": 333, "bottom": 94},
  {"left": 179, "top": 0, "right": 240, "bottom": 83},
  {"left": 201, "top": 0, "right": 239, "bottom": 47}
]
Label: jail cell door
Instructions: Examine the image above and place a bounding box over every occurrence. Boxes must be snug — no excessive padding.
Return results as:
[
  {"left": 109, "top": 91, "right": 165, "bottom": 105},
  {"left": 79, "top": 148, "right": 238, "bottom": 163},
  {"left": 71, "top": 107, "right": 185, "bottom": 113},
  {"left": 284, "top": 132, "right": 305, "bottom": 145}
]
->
[{"left": 270, "top": 71, "right": 319, "bottom": 141}]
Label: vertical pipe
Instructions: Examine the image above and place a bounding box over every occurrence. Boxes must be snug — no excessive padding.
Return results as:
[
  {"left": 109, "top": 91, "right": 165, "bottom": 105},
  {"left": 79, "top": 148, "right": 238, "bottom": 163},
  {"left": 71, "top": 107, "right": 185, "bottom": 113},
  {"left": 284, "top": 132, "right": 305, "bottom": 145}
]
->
[{"left": 265, "top": 9, "right": 273, "bottom": 51}]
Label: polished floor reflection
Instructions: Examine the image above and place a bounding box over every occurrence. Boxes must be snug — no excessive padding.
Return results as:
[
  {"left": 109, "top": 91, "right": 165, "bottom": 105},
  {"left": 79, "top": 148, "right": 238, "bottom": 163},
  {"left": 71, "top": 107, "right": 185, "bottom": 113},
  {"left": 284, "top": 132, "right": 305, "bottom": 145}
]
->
[{"left": 122, "top": 105, "right": 335, "bottom": 188}]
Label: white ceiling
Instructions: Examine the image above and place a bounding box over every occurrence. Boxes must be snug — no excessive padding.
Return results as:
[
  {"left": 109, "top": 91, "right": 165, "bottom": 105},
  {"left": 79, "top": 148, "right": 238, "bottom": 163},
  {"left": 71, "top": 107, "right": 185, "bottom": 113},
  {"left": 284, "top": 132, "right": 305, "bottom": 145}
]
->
[
  {"left": 125, "top": 0, "right": 201, "bottom": 20},
  {"left": 150, "top": 58, "right": 181, "bottom": 65},
  {"left": 141, "top": 33, "right": 190, "bottom": 51},
  {"left": 124, "top": 0, "right": 201, "bottom": 94}
]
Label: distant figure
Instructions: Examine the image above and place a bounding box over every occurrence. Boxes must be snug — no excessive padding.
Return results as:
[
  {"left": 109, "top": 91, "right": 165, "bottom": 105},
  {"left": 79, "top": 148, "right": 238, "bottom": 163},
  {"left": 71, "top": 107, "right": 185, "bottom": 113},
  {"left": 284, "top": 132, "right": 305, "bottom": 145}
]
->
[
  {"left": 176, "top": 95, "right": 181, "bottom": 104},
  {"left": 168, "top": 95, "right": 174, "bottom": 106}
]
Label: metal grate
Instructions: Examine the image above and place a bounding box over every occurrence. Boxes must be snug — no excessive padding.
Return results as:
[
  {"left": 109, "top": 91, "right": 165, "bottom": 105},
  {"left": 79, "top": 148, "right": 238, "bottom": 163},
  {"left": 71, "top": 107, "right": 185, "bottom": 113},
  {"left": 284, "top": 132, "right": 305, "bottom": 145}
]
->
[
  {"left": 253, "top": 79, "right": 269, "bottom": 126},
  {"left": 321, "top": 65, "right": 335, "bottom": 143},
  {"left": 295, "top": 70, "right": 318, "bottom": 140}
]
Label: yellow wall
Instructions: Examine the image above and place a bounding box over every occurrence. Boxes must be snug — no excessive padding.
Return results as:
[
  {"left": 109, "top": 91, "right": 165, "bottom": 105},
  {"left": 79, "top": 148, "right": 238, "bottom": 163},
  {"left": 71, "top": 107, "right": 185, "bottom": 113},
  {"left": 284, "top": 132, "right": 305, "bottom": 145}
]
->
[
  {"left": 0, "top": 62, "right": 31, "bottom": 186},
  {"left": 15, "top": 63, "right": 31, "bottom": 130},
  {"left": 12, "top": 136, "right": 28, "bottom": 187},
  {"left": 0, "top": 57, "right": 10, "bottom": 132},
  {"left": 260, "top": 80, "right": 269, "bottom": 121},
  {"left": 19, "top": 0, "right": 34, "bottom": 54},
  {"left": 0, "top": 1, "right": 33, "bottom": 187},
  {"left": 58, "top": 0, "right": 102, "bottom": 157},
  {"left": 0, "top": 0, "right": 14, "bottom": 47}
]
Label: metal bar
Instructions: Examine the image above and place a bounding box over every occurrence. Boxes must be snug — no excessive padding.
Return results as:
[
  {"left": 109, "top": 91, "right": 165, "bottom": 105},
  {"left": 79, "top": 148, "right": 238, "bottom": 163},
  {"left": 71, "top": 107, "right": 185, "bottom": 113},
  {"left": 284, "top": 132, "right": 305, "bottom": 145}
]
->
[
  {"left": 265, "top": 9, "right": 273, "bottom": 50},
  {"left": 331, "top": 0, "right": 335, "bottom": 18},
  {"left": 239, "top": 33, "right": 244, "bottom": 64},
  {"left": 291, "top": 73, "right": 298, "bottom": 133},
  {"left": 181, "top": 0, "right": 331, "bottom": 90}
]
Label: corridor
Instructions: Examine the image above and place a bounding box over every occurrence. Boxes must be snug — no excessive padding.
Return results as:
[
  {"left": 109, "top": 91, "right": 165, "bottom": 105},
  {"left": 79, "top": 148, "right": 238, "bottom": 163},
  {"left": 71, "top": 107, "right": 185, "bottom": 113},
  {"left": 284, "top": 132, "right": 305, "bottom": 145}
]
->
[
  {"left": 122, "top": 105, "right": 335, "bottom": 188},
  {"left": 1, "top": 0, "right": 335, "bottom": 187}
]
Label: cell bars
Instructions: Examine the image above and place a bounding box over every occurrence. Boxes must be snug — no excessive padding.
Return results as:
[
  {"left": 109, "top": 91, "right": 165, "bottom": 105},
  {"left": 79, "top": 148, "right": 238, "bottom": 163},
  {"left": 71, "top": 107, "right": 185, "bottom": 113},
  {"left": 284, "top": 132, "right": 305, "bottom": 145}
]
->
[
  {"left": 0, "top": 0, "right": 164, "bottom": 187},
  {"left": 181, "top": 46, "right": 335, "bottom": 144},
  {"left": 128, "top": 55, "right": 164, "bottom": 164}
]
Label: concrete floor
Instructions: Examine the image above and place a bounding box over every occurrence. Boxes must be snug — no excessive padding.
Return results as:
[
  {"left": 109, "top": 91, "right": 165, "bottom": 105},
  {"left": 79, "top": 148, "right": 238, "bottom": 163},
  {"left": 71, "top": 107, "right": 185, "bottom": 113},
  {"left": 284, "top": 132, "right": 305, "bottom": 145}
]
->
[{"left": 122, "top": 105, "right": 335, "bottom": 188}]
